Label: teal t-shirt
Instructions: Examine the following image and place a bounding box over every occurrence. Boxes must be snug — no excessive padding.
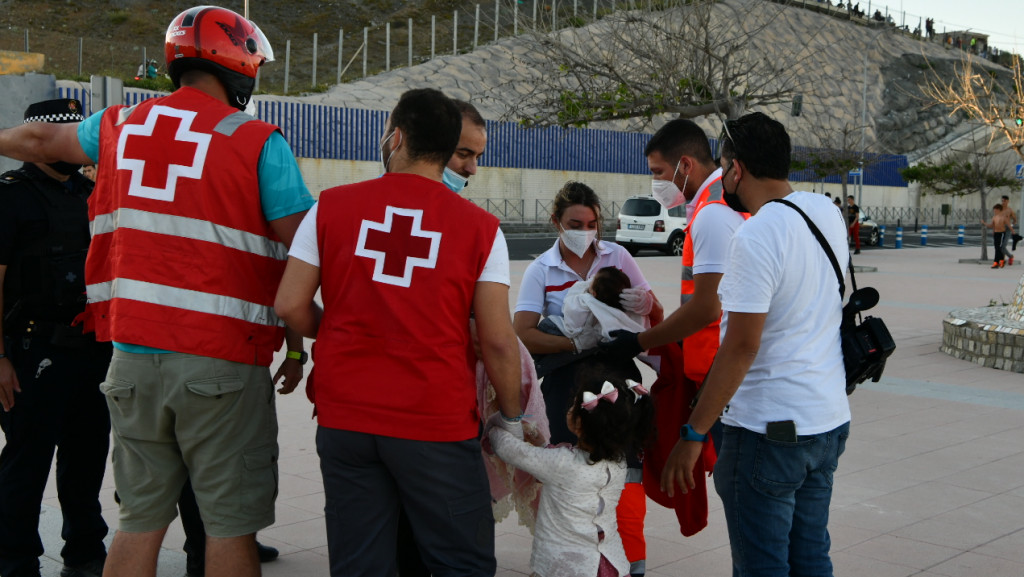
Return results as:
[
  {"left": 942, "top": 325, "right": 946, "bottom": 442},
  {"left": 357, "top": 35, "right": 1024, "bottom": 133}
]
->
[{"left": 78, "top": 106, "right": 314, "bottom": 353}]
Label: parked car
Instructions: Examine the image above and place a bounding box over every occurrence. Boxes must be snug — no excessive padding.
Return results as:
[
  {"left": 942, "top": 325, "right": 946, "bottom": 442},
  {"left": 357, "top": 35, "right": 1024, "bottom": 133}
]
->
[
  {"left": 615, "top": 196, "right": 687, "bottom": 256},
  {"left": 858, "top": 211, "right": 881, "bottom": 246}
]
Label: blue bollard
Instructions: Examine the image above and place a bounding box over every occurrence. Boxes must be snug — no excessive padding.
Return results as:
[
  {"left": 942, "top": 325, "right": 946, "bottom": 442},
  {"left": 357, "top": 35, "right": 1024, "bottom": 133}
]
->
[
  {"left": 958, "top": 225, "right": 964, "bottom": 245},
  {"left": 896, "top": 227, "right": 903, "bottom": 249},
  {"left": 921, "top": 224, "right": 928, "bottom": 246},
  {"left": 879, "top": 225, "right": 886, "bottom": 247}
]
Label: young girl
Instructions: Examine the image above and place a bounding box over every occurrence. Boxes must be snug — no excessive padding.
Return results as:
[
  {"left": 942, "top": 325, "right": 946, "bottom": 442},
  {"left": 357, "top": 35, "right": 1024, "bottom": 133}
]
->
[{"left": 488, "top": 371, "right": 655, "bottom": 577}]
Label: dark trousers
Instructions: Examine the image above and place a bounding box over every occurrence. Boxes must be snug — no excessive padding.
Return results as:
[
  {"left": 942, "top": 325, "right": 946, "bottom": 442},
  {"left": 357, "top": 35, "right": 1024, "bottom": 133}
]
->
[
  {"left": 178, "top": 479, "right": 205, "bottom": 571},
  {"left": 316, "top": 427, "right": 495, "bottom": 577},
  {"left": 994, "top": 232, "right": 1005, "bottom": 263},
  {"left": 0, "top": 337, "right": 112, "bottom": 575}
]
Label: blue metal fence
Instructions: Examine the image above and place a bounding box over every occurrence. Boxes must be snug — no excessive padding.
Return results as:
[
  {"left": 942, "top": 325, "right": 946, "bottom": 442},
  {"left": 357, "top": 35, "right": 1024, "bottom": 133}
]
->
[{"left": 57, "top": 85, "right": 909, "bottom": 186}]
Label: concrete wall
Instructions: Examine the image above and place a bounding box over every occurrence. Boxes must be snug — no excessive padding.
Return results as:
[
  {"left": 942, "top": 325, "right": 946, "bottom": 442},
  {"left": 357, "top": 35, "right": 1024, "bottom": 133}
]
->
[
  {"left": 0, "top": 74, "right": 56, "bottom": 174},
  {"left": 296, "top": 157, "right": 905, "bottom": 222}
]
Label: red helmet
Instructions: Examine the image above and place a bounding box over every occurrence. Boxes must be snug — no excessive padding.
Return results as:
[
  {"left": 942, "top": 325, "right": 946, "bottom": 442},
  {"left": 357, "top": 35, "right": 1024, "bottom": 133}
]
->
[{"left": 165, "top": 6, "right": 274, "bottom": 108}]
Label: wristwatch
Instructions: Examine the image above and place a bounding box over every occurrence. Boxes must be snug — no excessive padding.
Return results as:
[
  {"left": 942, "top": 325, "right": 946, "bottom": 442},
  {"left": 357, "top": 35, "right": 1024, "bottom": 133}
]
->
[
  {"left": 285, "top": 350, "right": 308, "bottom": 365},
  {"left": 679, "top": 424, "right": 708, "bottom": 443}
]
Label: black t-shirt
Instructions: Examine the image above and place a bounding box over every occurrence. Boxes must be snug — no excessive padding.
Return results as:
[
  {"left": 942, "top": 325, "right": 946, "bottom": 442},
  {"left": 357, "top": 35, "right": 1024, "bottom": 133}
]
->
[{"left": 846, "top": 202, "right": 860, "bottom": 225}]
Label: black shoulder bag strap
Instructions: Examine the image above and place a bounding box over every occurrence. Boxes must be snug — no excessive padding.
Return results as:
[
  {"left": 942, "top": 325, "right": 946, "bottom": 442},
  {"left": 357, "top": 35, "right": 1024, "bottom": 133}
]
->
[{"left": 768, "top": 198, "right": 855, "bottom": 301}]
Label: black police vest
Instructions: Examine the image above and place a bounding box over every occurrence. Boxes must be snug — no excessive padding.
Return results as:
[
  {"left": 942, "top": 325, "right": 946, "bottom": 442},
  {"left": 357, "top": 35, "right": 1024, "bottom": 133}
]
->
[{"left": 1, "top": 168, "right": 92, "bottom": 327}]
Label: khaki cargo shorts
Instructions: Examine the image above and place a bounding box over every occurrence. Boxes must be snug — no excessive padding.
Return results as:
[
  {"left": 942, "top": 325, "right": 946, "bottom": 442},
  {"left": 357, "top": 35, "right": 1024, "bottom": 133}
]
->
[{"left": 100, "top": 349, "right": 279, "bottom": 537}]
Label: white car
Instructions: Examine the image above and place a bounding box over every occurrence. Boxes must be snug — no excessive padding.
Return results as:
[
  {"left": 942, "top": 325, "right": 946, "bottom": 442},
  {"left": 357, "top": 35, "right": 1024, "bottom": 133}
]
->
[{"left": 615, "top": 195, "right": 687, "bottom": 256}]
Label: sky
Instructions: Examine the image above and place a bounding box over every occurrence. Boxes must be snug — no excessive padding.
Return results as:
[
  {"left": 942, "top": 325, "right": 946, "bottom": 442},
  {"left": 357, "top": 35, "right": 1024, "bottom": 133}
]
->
[{"left": 871, "top": 0, "right": 1021, "bottom": 50}]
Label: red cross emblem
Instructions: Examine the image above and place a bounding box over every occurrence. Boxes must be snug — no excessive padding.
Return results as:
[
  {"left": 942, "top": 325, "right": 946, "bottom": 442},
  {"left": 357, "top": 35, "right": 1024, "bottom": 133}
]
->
[
  {"left": 117, "top": 105, "right": 211, "bottom": 202},
  {"left": 355, "top": 206, "right": 441, "bottom": 288}
]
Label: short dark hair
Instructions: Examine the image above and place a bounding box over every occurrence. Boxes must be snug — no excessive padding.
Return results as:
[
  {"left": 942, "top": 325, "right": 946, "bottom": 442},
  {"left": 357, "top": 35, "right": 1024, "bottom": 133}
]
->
[
  {"left": 645, "top": 119, "right": 713, "bottom": 165},
  {"left": 552, "top": 181, "right": 604, "bottom": 239},
  {"left": 994, "top": 204, "right": 1003, "bottom": 210},
  {"left": 720, "top": 112, "right": 790, "bottom": 180},
  {"left": 452, "top": 99, "right": 486, "bottom": 128},
  {"left": 591, "top": 267, "right": 631, "bottom": 311},
  {"left": 1003, "top": 195, "right": 1010, "bottom": 201},
  {"left": 388, "top": 89, "right": 462, "bottom": 166},
  {"left": 847, "top": 195, "right": 855, "bottom": 200}
]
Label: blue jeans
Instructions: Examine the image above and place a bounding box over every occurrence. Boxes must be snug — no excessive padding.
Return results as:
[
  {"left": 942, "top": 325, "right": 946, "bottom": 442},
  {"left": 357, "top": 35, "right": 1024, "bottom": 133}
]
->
[{"left": 714, "top": 422, "right": 850, "bottom": 577}]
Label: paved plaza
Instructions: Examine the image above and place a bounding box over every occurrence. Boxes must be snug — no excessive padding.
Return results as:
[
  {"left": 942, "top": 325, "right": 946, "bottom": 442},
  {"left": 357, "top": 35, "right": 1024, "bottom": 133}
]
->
[{"left": 21, "top": 243, "right": 1024, "bottom": 576}]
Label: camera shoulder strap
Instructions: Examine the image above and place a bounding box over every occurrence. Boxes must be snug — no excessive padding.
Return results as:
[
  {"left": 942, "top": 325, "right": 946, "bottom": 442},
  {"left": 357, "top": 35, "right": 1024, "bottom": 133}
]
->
[{"left": 768, "top": 198, "right": 852, "bottom": 298}]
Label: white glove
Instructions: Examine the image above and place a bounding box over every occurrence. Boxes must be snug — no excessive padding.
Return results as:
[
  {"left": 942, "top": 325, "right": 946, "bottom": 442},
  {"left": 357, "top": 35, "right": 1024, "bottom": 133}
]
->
[
  {"left": 620, "top": 287, "right": 654, "bottom": 316},
  {"left": 485, "top": 411, "right": 525, "bottom": 441}
]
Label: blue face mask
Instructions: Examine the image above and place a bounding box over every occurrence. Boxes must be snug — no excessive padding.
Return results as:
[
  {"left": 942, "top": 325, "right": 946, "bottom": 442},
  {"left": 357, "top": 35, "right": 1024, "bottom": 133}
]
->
[{"left": 442, "top": 166, "right": 469, "bottom": 193}]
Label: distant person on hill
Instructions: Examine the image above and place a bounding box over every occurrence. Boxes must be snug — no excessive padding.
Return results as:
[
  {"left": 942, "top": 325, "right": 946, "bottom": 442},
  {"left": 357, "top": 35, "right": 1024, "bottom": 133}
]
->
[{"left": 872, "top": 9, "right": 884, "bottom": 22}]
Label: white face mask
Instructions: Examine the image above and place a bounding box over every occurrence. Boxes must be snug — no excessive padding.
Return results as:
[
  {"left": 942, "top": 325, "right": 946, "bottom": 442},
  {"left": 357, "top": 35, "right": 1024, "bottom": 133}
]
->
[
  {"left": 380, "top": 130, "right": 399, "bottom": 173},
  {"left": 651, "top": 160, "right": 688, "bottom": 209},
  {"left": 559, "top": 227, "right": 597, "bottom": 258}
]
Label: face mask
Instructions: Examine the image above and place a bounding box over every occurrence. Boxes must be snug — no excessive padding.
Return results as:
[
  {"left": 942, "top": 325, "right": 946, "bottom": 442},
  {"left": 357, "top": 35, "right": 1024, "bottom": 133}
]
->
[
  {"left": 721, "top": 162, "right": 749, "bottom": 213},
  {"left": 48, "top": 161, "right": 83, "bottom": 176},
  {"left": 559, "top": 227, "right": 597, "bottom": 258},
  {"left": 651, "top": 160, "right": 687, "bottom": 209},
  {"left": 442, "top": 167, "right": 469, "bottom": 193},
  {"left": 379, "top": 130, "right": 398, "bottom": 173}
]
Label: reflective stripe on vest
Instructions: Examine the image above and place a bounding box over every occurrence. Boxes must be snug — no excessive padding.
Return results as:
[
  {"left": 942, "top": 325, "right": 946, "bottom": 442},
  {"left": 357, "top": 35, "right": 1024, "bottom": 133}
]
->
[
  {"left": 680, "top": 178, "right": 724, "bottom": 304},
  {"left": 91, "top": 208, "right": 287, "bottom": 261},
  {"left": 86, "top": 278, "right": 283, "bottom": 328}
]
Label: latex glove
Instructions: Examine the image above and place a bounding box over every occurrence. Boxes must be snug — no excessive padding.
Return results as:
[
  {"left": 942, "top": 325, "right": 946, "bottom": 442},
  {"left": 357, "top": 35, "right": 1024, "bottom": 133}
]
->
[
  {"left": 485, "top": 411, "right": 525, "bottom": 442},
  {"left": 620, "top": 287, "right": 654, "bottom": 316},
  {"left": 599, "top": 330, "right": 643, "bottom": 359}
]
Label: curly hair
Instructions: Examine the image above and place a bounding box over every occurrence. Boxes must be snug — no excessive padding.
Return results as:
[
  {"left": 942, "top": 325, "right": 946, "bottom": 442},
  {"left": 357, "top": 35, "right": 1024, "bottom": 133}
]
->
[{"left": 569, "top": 365, "right": 655, "bottom": 464}]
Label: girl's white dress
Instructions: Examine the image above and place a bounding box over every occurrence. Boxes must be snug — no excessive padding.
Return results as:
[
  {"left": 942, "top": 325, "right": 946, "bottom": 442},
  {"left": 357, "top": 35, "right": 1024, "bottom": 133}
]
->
[{"left": 489, "top": 427, "right": 629, "bottom": 577}]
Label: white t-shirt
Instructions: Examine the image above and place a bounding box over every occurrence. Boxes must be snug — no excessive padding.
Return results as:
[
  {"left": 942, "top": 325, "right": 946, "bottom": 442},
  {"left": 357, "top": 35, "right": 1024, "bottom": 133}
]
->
[
  {"left": 690, "top": 202, "right": 747, "bottom": 276},
  {"left": 515, "top": 240, "right": 651, "bottom": 318},
  {"left": 718, "top": 191, "right": 851, "bottom": 435},
  {"left": 289, "top": 202, "right": 511, "bottom": 285}
]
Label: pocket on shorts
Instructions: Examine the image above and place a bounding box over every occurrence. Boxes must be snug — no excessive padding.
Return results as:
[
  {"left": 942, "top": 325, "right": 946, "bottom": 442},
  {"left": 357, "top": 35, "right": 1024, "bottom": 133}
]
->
[
  {"left": 242, "top": 443, "right": 280, "bottom": 512},
  {"left": 185, "top": 376, "right": 245, "bottom": 398},
  {"left": 100, "top": 380, "right": 136, "bottom": 413}
]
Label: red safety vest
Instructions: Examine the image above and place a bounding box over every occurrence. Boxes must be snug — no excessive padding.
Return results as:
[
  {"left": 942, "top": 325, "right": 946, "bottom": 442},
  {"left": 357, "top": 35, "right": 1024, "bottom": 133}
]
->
[
  {"left": 679, "top": 177, "right": 747, "bottom": 382},
  {"left": 313, "top": 173, "right": 500, "bottom": 442},
  {"left": 85, "top": 87, "right": 286, "bottom": 366}
]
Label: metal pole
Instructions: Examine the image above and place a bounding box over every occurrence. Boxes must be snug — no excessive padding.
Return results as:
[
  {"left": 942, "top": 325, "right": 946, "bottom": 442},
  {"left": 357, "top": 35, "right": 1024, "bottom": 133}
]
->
[
  {"left": 593, "top": 0, "right": 598, "bottom": 20},
  {"left": 495, "top": 0, "right": 501, "bottom": 42},
  {"left": 386, "top": 22, "right": 391, "bottom": 71},
  {"left": 24, "top": 29, "right": 28, "bottom": 52},
  {"left": 552, "top": 0, "right": 557, "bottom": 29},
  {"left": 284, "top": 39, "right": 290, "bottom": 94},
  {"left": 78, "top": 38, "right": 83, "bottom": 77},
  {"left": 859, "top": 38, "right": 867, "bottom": 207},
  {"left": 453, "top": 11, "right": 459, "bottom": 55},
  {"left": 474, "top": 5, "right": 479, "bottom": 50},
  {"left": 312, "top": 33, "right": 318, "bottom": 87},
  {"left": 574, "top": 0, "right": 578, "bottom": 18},
  {"left": 337, "top": 28, "right": 343, "bottom": 84},
  {"left": 533, "top": 0, "right": 538, "bottom": 28},
  {"left": 142, "top": 47, "right": 147, "bottom": 77},
  {"left": 408, "top": 18, "right": 413, "bottom": 67},
  {"left": 514, "top": 1, "right": 518, "bottom": 35},
  {"left": 431, "top": 15, "right": 436, "bottom": 59},
  {"left": 362, "top": 27, "right": 368, "bottom": 77}
]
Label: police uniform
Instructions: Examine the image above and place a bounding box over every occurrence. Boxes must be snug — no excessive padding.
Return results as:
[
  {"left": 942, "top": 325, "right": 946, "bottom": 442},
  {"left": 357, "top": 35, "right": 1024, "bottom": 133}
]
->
[{"left": 0, "top": 101, "right": 111, "bottom": 577}]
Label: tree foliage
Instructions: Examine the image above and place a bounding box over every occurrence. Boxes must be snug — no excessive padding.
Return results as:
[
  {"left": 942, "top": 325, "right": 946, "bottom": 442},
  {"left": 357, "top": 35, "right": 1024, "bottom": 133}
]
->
[
  {"left": 497, "top": 0, "right": 843, "bottom": 128},
  {"left": 901, "top": 135, "right": 1019, "bottom": 260},
  {"left": 922, "top": 52, "right": 1024, "bottom": 162}
]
